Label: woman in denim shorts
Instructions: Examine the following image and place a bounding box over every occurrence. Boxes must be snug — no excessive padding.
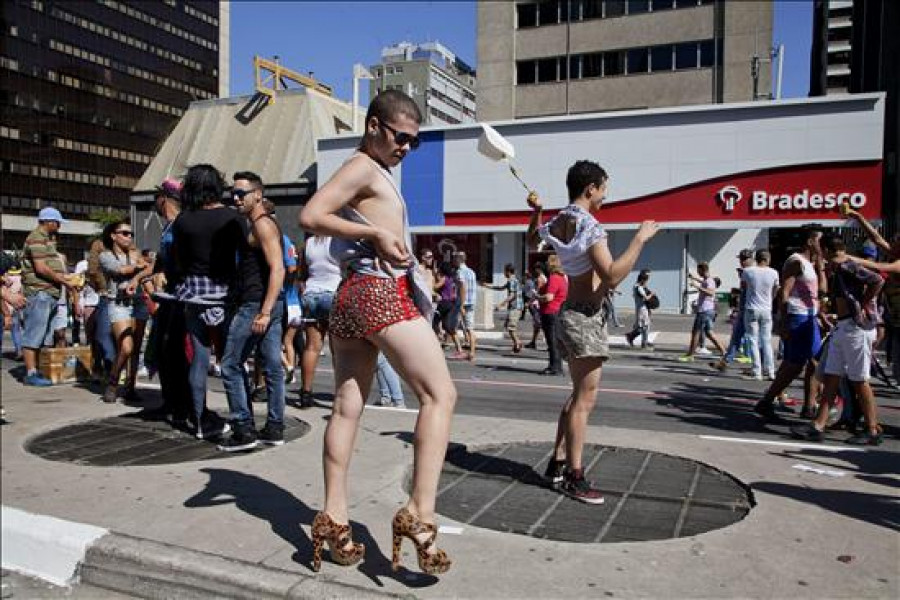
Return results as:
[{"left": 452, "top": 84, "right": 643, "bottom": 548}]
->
[
  {"left": 297, "top": 236, "right": 341, "bottom": 408},
  {"left": 98, "top": 219, "right": 150, "bottom": 403}
]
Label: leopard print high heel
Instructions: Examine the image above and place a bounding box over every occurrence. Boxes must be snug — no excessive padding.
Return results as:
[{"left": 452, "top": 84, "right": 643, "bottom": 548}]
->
[
  {"left": 310, "top": 511, "right": 365, "bottom": 572},
  {"left": 391, "top": 507, "right": 452, "bottom": 575}
]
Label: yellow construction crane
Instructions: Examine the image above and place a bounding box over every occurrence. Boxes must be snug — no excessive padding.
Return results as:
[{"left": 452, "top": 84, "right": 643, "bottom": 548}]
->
[{"left": 254, "top": 55, "right": 333, "bottom": 104}]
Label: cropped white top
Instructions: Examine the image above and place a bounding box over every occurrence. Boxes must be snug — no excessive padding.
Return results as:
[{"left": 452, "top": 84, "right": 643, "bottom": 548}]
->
[{"left": 538, "top": 204, "right": 608, "bottom": 277}]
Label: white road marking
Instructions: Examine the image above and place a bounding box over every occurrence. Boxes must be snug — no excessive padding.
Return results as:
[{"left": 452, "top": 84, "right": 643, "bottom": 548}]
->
[{"left": 698, "top": 435, "right": 867, "bottom": 452}]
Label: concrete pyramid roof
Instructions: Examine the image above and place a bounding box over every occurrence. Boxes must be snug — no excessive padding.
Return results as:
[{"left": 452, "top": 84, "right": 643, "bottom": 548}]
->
[{"left": 133, "top": 88, "right": 362, "bottom": 195}]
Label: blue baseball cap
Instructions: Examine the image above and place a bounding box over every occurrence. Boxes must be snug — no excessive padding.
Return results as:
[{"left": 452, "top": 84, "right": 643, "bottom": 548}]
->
[
  {"left": 37, "top": 207, "right": 65, "bottom": 223},
  {"left": 860, "top": 243, "right": 878, "bottom": 259}
]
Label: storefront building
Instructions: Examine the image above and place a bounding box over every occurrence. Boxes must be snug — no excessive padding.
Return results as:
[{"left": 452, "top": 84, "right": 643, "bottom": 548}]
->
[{"left": 317, "top": 93, "right": 885, "bottom": 314}]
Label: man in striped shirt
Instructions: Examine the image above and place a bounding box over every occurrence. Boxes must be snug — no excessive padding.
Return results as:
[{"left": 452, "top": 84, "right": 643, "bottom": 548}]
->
[
  {"left": 454, "top": 251, "right": 478, "bottom": 361},
  {"left": 21, "top": 207, "right": 76, "bottom": 386}
]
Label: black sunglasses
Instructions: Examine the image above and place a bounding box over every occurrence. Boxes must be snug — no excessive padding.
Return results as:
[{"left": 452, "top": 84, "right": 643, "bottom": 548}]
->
[
  {"left": 378, "top": 121, "right": 420, "bottom": 150},
  {"left": 232, "top": 188, "right": 254, "bottom": 199},
  {"left": 115, "top": 230, "right": 133, "bottom": 237}
]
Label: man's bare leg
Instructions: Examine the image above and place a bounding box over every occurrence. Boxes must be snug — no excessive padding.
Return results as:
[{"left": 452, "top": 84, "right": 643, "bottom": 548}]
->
[
  {"left": 761, "top": 360, "right": 805, "bottom": 403},
  {"left": 684, "top": 329, "right": 701, "bottom": 356},
  {"left": 852, "top": 380, "right": 880, "bottom": 434},
  {"left": 374, "top": 317, "right": 457, "bottom": 523},
  {"left": 565, "top": 358, "right": 604, "bottom": 470},
  {"left": 552, "top": 394, "right": 574, "bottom": 461},
  {"left": 323, "top": 336, "right": 378, "bottom": 525},
  {"left": 811, "top": 374, "right": 841, "bottom": 430}
]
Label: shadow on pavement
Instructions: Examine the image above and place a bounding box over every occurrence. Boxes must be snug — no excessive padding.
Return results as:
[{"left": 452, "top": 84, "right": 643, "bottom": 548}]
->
[
  {"left": 184, "top": 468, "right": 438, "bottom": 588},
  {"left": 650, "top": 381, "right": 785, "bottom": 434},
  {"left": 751, "top": 480, "right": 900, "bottom": 532},
  {"left": 771, "top": 447, "right": 900, "bottom": 490}
]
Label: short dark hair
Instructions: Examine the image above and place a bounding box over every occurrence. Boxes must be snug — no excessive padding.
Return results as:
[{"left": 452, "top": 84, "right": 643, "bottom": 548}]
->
[
  {"left": 566, "top": 160, "right": 608, "bottom": 201},
  {"left": 821, "top": 234, "right": 846, "bottom": 254},
  {"left": 503, "top": 263, "right": 516, "bottom": 275},
  {"left": 364, "top": 90, "right": 423, "bottom": 127},
  {"left": 637, "top": 269, "right": 650, "bottom": 283},
  {"left": 234, "top": 171, "right": 264, "bottom": 192},
  {"left": 755, "top": 249, "right": 771, "bottom": 263},
  {"left": 182, "top": 164, "right": 225, "bottom": 210},
  {"left": 697, "top": 262, "right": 710, "bottom": 275}
]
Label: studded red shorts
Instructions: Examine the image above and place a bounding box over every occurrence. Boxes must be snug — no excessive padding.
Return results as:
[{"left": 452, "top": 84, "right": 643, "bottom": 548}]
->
[{"left": 329, "top": 273, "right": 421, "bottom": 339}]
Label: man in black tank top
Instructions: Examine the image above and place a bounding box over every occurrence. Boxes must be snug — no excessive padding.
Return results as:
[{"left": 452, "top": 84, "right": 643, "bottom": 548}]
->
[{"left": 218, "top": 172, "right": 286, "bottom": 451}]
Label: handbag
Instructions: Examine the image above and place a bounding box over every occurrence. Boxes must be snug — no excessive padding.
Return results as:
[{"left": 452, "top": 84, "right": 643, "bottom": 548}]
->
[{"left": 645, "top": 291, "right": 660, "bottom": 310}]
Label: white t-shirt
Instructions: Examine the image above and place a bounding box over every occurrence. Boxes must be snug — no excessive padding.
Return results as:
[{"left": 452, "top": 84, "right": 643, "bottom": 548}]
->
[
  {"left": 304, "top": 237, "right": 342, "bottom": 293},
  {"left": 741, "top": 265, "right": 780, "bottom": 311},
  {"left": 75, "top": 259, "right": 99, "bottom": 307}
]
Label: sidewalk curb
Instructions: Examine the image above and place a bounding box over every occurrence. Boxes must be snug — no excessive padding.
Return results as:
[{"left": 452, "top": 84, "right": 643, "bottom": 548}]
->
[
  {"left": 2, "top": 506, "right": 399, "bottom": 599},
  {"left": 1, "top": 505, "right": 107, "bottom": 587},
  {"left": 80, "top": 532, "right": 399, "bottom": 599}
]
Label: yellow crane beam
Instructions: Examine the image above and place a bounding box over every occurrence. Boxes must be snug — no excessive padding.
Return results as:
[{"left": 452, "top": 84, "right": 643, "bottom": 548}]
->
[{"left": 254, "top": 55, "right": 333, "bottom": 104}]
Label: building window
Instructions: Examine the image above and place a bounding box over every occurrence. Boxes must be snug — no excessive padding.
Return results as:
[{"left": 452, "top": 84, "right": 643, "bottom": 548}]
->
[
  {"left": 699, "top": 39, "right": 717, "bottom": 68},
  {"left": 569, "top": 54, "right": 582, "bottom": 79},
  {"left": 537, "top": 57, "right": 559, "bottom": 82},
  {"left": 517, "top": 60, "right": 537, "bottom": 85},
  {"left": 650, "top": 45, "right": 673, "bottom": 71},
  {"left": 652, "top": 0, "right": 675, "bottom": 10},
  {"left": 675, "top": 41, "right": 698, "bottom": 69},
  {"left": 517, "top": 3, "right": 538, "bottom": 28},
  {"left": 603, "top": 50, "right": 626, "bottom": 76},
  {"left": 605, "top": 0, "right": 626, "bottom": 18},
  {"left": 582, "top": 52, "right": 602, "bottom": 78},
  {"left": 627, "top": 48, "right": 648, "bottom": 74},
  {"left": 628, "top": 0, "right": 650, "bottom": 15},
  {"left": 538, "top": 1, "right": 560, "bottom": 25},
  {"left": 581, "top": 0, "right": 603, "bottom": 19}
]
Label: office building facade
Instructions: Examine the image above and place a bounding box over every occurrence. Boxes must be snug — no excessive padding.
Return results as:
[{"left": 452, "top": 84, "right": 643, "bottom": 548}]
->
[
  {"left": 1, "top": 0, "right": 226, "bottom": 257},
  {"left": 477, "top": 0, "right": 773, "bottom": 121},
  {"left": 810, "top": 0, "right": 899, "bottom": 230},
  {"left": 369, "top": 41, "right": 476, "bottom": 125}
]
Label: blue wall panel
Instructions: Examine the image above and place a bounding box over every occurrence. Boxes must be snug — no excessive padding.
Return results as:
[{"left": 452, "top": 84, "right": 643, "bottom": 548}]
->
[{"left": 400, "top": 131, "right": 444, "bottom": 227}]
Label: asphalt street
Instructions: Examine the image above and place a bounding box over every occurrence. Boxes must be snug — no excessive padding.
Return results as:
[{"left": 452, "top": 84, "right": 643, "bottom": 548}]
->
[{"left": 279, "top": 337, "right": 900, "bottom": 451}]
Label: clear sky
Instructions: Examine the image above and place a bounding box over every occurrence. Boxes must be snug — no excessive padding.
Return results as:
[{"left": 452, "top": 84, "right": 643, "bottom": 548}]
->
[{"left": 230, "top": 0, "right": 813, "bottom": 105}]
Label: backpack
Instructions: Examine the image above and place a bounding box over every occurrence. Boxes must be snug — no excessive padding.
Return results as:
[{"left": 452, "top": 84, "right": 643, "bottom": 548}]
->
[{"left": 645, "top": 291, "right": 660, "bottom": 310}]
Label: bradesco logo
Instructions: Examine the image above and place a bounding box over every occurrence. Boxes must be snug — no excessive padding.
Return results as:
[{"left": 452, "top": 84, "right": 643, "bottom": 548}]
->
[{"left": 716, "top": 185, "right": 867, "bottom": 213}]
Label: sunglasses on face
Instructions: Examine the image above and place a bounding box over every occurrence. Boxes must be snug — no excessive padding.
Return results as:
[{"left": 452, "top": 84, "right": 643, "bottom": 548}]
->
[
  {"left": 232, "top": 188, "right": 255, "bottom": 200},
  {"left": 115, "top": 230, "right": 133, "bottom": 237},
  {"left": 378, "top": 121, "right": 420, "bottom": 150}
]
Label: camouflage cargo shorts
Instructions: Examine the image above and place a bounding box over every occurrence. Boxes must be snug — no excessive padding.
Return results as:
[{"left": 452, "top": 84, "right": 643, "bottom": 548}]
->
[{"left": 556, "top": 301, "right": 610, "bottom": 362}]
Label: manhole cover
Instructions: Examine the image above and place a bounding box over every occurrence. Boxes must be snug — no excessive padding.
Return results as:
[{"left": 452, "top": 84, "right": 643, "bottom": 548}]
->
[
  {"left": 26, "top": 413, "right": 310, "bottom": 466},
  {"left": 433, "top": 442, "right": 753, "bottom": 543}
]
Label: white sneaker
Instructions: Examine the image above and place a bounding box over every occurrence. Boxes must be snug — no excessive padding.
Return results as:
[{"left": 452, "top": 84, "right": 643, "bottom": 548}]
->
[
  {"left": 137, "top": 366, "right": 149, "bottom": 378},
  {"left": 696, "top": 347, "right": 712, "bottom": 356},
  {"left": 377, "top": 397, "right": 392, "bottom": 406}
]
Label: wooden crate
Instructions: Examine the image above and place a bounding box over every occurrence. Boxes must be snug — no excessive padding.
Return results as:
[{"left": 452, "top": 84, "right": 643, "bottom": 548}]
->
[{"left": 38, "top": 346, "right": 93, "bottom": 384}]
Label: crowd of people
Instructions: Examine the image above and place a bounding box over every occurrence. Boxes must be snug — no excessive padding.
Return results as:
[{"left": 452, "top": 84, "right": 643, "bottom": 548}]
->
[{"left": 2, "top": 89, "right": 897, "bottom": 577}]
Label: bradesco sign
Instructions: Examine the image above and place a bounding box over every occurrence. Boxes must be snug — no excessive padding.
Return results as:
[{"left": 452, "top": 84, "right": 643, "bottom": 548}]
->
[
  {"left": 750, "top": 189, "right": 867, "bottom": 212},
  {"left": 719, "top": 187, "right": 868, "bottom": 213}
]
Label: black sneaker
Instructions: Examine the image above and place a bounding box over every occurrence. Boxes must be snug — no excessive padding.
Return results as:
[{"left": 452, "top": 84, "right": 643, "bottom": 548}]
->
[
  {"left": 194, "top": 413, "right": 231, "bottom": 440},
  {"left": 753, "top": 400, "right": 778, "bottom": 421},
  {"left": 543, "top": 459, "right": 566, "bottom": 488},
  {"left": 560, "top": 469, "right": 605, "bottom": 505},
  {"left": 298, "top": 390, "right": 315, "bottom": 409},
  {"left": 258, "top": 422, "right": 285, "bottom": 446},
  {"left": 217, "top": 428, "right": 259, "bottom": 452},
  {"left": 790, "top": 422, "right": 824, "bottom": 442},
  {"left": 845, "top": 429, "right": 883, "bottom": 446}
]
